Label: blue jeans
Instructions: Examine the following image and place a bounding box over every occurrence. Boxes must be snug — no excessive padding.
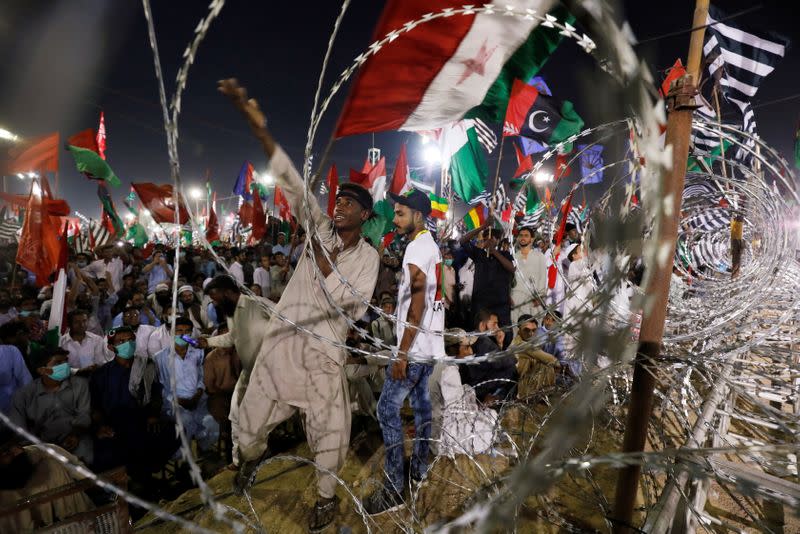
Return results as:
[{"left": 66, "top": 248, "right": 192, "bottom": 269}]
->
[{"left": 377, "top": 362, "right": 433, "bottom": 494}]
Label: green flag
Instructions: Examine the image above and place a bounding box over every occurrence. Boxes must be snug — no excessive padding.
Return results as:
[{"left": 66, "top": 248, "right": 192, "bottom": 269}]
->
[
  {"left": 361, "top": 199, "right": 394, "bottom": 247},
  {"left": 687, "top": 139, "right": 733, "bottom": 172},
  {"left": 66, "top": 145, "right": 121, "bottom": 187},
  {"left": 126, "top": 223, "right": 149, "bottom": 247},
  {"left": 442, "top": 122, "right": 488, "bottom": 203},
  {"left": 526, "top": 185, "right": 541, "bottom": 213}
]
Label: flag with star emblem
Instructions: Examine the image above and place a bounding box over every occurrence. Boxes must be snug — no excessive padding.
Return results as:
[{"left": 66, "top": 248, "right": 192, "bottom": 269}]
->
[{"left": 335, "top": 1, "right": 575, "bottom": 137}]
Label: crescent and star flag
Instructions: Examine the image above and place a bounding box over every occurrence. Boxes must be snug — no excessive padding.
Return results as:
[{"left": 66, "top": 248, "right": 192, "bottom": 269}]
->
[
  {"left": 335, "top": 1, "right": 573, "bottom": 137},
  {"left": 233, "top": 161, "right": 255, "bottom": 200},
  {"left": 503, "top": 79, "right": 584, "bottom": 146}
]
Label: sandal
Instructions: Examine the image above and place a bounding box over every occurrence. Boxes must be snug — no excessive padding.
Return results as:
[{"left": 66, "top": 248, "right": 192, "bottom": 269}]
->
[{"left": 308, "top": 494, "right": 339, "bottom": 533}]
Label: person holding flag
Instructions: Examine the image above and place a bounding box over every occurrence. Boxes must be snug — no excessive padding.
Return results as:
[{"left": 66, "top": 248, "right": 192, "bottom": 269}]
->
[{"left": 217, "top": 78, "right": 379, "bottom": 532}]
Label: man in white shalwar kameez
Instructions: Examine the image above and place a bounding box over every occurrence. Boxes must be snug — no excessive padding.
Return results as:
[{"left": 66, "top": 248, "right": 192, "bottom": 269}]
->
[{"left": 218, "top": 79, "right": 379, "bottom": 532}]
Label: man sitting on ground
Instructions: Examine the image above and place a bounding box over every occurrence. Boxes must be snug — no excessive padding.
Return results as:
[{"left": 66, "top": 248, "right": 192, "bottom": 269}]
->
[
  {"left": 460, "top": 309, "right": 518, "bottom": 404},
  {"left": 513, "top": 314, "right": 560, "bottom": 399}
]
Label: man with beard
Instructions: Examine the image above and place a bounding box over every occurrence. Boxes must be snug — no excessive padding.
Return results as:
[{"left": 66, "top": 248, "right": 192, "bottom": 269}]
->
[
  {"left": 217, "top": 78, "right": 379, "bottom": 532},
  {"left": 364, "top": 190, "right": 444, "bottom": 514}
]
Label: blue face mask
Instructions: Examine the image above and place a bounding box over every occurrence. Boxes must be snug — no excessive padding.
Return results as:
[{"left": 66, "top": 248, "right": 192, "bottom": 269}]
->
[
  {"left": 19, "top": 310, "right": 33, "bottom": 318},
  {"left": 49, "top": 362, "right": 71, "bottom": 381},
  {"left": 444, "top": 259, "right": 454, "bottom": 267},
  {"left": 174, "top": 335, "right": 189, "bottom": 347},
  {"left": 115, "top": 340, "right": 135, "bottom": 359}
]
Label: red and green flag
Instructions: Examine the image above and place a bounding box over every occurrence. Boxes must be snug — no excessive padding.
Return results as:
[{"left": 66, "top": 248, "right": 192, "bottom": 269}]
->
[
  {"left": 97, "top": 183, "right": 124, "bottom": 236},
  {"left": 335, "top": 2, "right": 572, "bottom": 136},
  {"left": 66, "top": 129, "right": 120, "bottom": 187},
  {"left": 503, "top": 78, "right": 584, "bottom": 147},
  {"left": 463, "top": 204, "right": 487, "bottom": 231}
]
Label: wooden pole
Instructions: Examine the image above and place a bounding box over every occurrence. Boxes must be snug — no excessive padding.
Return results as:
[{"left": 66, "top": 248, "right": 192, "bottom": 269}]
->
[{"left": 611, "top": 1, "right": 710, "bottom": 531}]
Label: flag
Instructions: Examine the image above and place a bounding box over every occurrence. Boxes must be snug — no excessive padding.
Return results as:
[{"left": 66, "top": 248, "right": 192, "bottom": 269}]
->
[
  {"left": 238, "top": 201, "right": 254, "bottom": 227},
  {"left": 125, "top": 223, "right": 149, "bottom": 247},
  {"left": 473, "top": 118, "right": 498, "bottom": 153},
  {"left": 351, "top": 157, "right": 386, "bottom": 202},
  {"left": 66, "top": 129, "right": 98, "bottom": 152},
  {"left": 97, "top": 183, "right": 124, "bottom": 236},
  {"left": 704, "top": 5, "right": 788, "bottom": 160},
  {"left": 525, "top": 184, "right": 542, "bottom": 213},
  {"left": 503, "top": 79, "right": 584, "bottom": 146},
  {"left": 3, "top": 132, "right": 59, "bottom": 175},
  {"left": 44, "top": 221, "right": 70, "bottom": 347},
  {"left": 687, "top": 139, "right": 733, "bottom": 173},
  {"left": 528, "top": 76, "right": 552, "bottom": 96},
  {"left": 89, "top": 219, "right": 111, "bottom": 249},
  {"left": 429, "top": 194, "right": 448, "bottom": 220},
  {"left": 132, "top": 182, "right": 190, "bottom": 224},
  {"left": 554, "top": 151, "right": 571, "bottom": 180},
  {"left": 274, "top": 185, "right": 292, "bottom": 220},
  {"left": 0, "top": 217, "right": 20, "bottom": 243},
  {"left": 554, "top": 190, "right": 575, "bottom": 247},
  {"left": 518, "top": 204, "right": 544, "bottom": 228},
  {"left": 96, "top": 112, "right": 107, "bottom": 160},
  {"left": 463, "top": 205, "right": 487, "bottom": 231},
  {"left": 440, "top": 120, "right": 488, "bottom": 203},
  {"left": 382, "top": 231, "right": 395, "bottom": 249},
  {"left": 206, "top": 193, "right": 220, "bottom": 245},
  {"left": 390, "top": 144, "right": 410, "bottom": 195},
  {"left": 578, "top": 144, "right": 604, "bottom": 184},
  {"left": 327, "top": 164, "right": 339, "bottom": 217},
  {"left": 567, "top": 205, "right": 585, "bottom": 235},
  {"left": 361, "top": 199, "right": 394, "bottom": 247},
  {"left": 251, "top": 188, "right": 267, "bottom": 242},
  {"left": 659, "top": 59, "right": 686, "bottom": 98},
  {"left": 16, "top": 179, "right": 63, "bottom": 286},
  {"left": 512, "top": 141, "right": 533, "bottom": 178},
  {"left": 335, "top": 1, "right": 572, "bottom": 136},
  {"left": 233, "top": 161, "right": 255, "bottom": 200},
  {"left": 66, "top": 145, "right": 121, "bottom": 187}
]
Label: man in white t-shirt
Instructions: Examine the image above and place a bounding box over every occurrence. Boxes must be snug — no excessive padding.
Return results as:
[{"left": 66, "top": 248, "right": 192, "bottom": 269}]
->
[{"left": 364, "top": 189, "right": 444, "bottom": 515}]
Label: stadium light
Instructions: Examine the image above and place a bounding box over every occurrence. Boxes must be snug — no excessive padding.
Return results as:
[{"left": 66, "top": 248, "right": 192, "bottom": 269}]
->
[
  {"left": 423, "top": 145, "right": 441, "bottom": 165},
  {"left": 189, "top": 187, "right": 203, "bottom": 200},
  {"left": 0, "top": 128, "right": 19, "bottom": 142},
  {"left": 261, "top": 172, "right": 274, "bottom": 185},
  {"left": 534, "top": 171, "right": 553, "bottom": 184}
]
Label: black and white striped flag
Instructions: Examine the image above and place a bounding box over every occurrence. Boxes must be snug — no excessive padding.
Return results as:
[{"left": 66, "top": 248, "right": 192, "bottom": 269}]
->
[
  {"left": 473, "top": 118, "right": 498, "bottom": 154},
  {"left": 685, "top": 207, "right": 730, "bottom": 233},
  {"left": 89, "top": 219, "right": 112, "bottom": 249},
  {"left": 518, "top": 205, "right": 545, "bottom": 229},
  {"left": 73, "top": 231, "right": 91, "bottom": 255},
  {"left": 567, "top": 206, "right": 586, "bottom": 235},
  {"left": 703, "top": 5, "right": 788, "bottom": 160},
  {"left": 0, "top": 218, "right": 20, "bottom": 243},
  {"left": 472, "top": 183, "right": 507, "bottom": 211}
]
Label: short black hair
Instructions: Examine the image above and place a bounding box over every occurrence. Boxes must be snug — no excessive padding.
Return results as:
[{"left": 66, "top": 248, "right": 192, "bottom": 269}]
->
[
  {"left": 475, "top": 308, "right": 497, "bottom": 326},
  {"left": 204, "top": 275, "right": 240, "bottom": 295},
  {"left": 174, "top": 317, "right": 194, "bottom": 328},
  {"left": 0, "top": 321, "right": 28, "bottom": 340},
  {"left": 67, "top": 309, "right": 88, "bottom": 324},
  {"left": 518, "top": 314, "right": 535, "bottom": 324},
  {"left": 518, "top": 227, "right": 535, "bottom": 237}
]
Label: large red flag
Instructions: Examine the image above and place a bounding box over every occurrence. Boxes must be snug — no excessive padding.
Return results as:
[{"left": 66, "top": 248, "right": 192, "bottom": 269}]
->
[
  {"left": 206, "top": 193, "right": 220, "bottom": 243},
  {"left": 251, "top": 189, "right": 267, "bottom": 242},
  {"left": 238, "top": 202, "right": 253, "bottom": 227},
  {"left": 554, "top": 190, "right": 575, "bottom": 248},
  {"left": 16, "top": 179, "right": 64, "bottom": 286},
  {"left": 131, "top": 183, "right": 189, "bottom": 224},
  {"left": 390, "top": 143, "right": 410, "bottom": 195},
  {"left": 4, "top": 132, "right": 60, "bottom": 174},
  {"left": 326, "top": 164, "right": 338, "bottom": 217},
  {"left": 554, "top": 151, "right": 571, "bottom": 180}
]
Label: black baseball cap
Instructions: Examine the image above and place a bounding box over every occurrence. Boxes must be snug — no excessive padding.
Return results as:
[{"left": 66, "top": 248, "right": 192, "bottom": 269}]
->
[
  {"left": 388, "top": 189, "right": 431, "bottom": 217},
  {"left": 336, "top": 183, "right": 373, "bottom": 212}
]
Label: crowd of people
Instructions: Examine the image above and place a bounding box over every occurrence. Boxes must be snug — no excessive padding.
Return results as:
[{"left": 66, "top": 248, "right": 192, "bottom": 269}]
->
[{"left": 0, "top": 79, "right": 643, "bottom": 532}]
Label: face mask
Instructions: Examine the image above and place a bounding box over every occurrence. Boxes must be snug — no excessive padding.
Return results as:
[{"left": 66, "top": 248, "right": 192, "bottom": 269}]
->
[
  {"left": 174, "top": 335, "right": 189, "bottom": 347},
  {"left": 76, "top": 260, "right": 88, "bottom": 268},
  {"left": 115, "top": 340, "right": 135, "bottom": 359},
  {"left": 444, "top": 259, "right": 454, "bottom": 267},
  {"left": 19, "top": 310, "right": 32, "bottom": 318},
  {"left": 49, "top": 362, "right": 71, "bottom": 381}
]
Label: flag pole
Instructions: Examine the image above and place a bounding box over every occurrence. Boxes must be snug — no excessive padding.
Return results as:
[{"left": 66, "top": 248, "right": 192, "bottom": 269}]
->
[{"left": 611, "top": 0, "right": 710, "bottom": 532}]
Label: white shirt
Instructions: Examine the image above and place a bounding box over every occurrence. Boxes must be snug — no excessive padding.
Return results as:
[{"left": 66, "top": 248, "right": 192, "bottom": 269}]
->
[
  {"left": 396, "top": 231, "right": 445, "bottom": 360},
  {"left": 512, "top": 247, "right": 547, "bottom": 303},
  {"left": 229, "top": 261, "right": 244, "bottom": 285},
  {"left": 133, "top": 324, "right": 157, "bottom": 359},
  {"left": 458, "top": 258, "right": 475, "bottom": 306},
  {"left": 147, "top": 324, "right": 173, "bottom": 358},
  {"left": 253, "top": 267, "right": 271, "bottom": 297},
  {"left": 86, "top": 258, "right": 124, "bottom": 292},
  {"left": 60, "top": 331, "right": 112, "bottom": 369}
]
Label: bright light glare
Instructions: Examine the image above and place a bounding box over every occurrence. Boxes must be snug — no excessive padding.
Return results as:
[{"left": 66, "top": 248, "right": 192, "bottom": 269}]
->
[
  {"left": 124, "top": 213, "right": 136, "bottom": 222},
  {"left": 27, "top": 172, "right": 37, "bottom": 178},
  {"left": 189, "top": 187, "right": 203, "bottom": 200},
  {"left": 32, "top": 182, "right": 41, "bottom": 197},
  {"left": 142, "top": 209, "right": 151, "bottom": 217},
  {"left": 261, "top": 172, "right": 274, "bottom": 185},
  {"left": 0, "top": 128, "right": 19, "bottom": 142},
  {"left": 534, "top": 171, "right": 553, "bottom": 184},
  {"left": 423, "top": 145, "right": 441, "bottom": 164},
  {"left": 16, "top": 173, "right": 24, "bottom": 179},
  {"left": 420, "top": 135, "right": 431, "bottom": 146}
]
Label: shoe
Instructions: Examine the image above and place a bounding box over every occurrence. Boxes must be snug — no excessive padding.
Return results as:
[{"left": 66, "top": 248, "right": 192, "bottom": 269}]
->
[
  {"left": 410, "top": 472, "right": 429, "bottom": 493},
  {"left": 362, "top": 487, "right": 405, "bottom": 516},
  {"left": 232, "top": 458, "right": 260, "bottom": 496},
  {"left": 308, "top": 494, "right": 339, "bottom": 533}
]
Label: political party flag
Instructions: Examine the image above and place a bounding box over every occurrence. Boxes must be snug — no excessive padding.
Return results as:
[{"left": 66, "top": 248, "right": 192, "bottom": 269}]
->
[
  {"left": 96, "top": 112, "right": 107, "bottom": 160},
  {"left": 578, "top": 144, "right": 604, "bottom": 184},
  {"left": 97, "top": 183, "right": 124, "bottom": 236},
  {"left": 335, "top": 1, "right": 572, "bottom": 136},
  {"left": 429, "top": 194, "right": 448, "bottom": 220},
  {"left": 554, "top": 150, "right": 571, "bottom": 180},
  {"left": 274, "top": 185, "right": 292, "bottom": 221},
  {"left": 660, "top": 59, "right": 686, "bottom": 98},
  {"left": 326, "top": 164, "right": 339, "bottom": 217},
  {"left": 65, "top": 135, "right": 121, "bottom": 187},
  {"left": 390, "top": 143, "right": 411, "bottom": 195},
  {"left": 440, "top": 120, "right": 488, "bottom": 204},
  {"left": 512, "top": 140, "right": 533, "bottom": 178},
  {"left": 4, "top": 132, "right": 59, "bottom": 175},
  {"left": 233, "top": 161, "right": 255, "bottom": 200},
  {"left": 462, "top": 205, "right": 487, "bottom": 231},
  {"left": 251, "top": 188, "right": 267, "bottom": 242},
  {"left": 132, "top": 182, "right": 190, "bottom": 224},
  {"left": 503, "top": 79, "right": 584, "bottom": 146},
  {"left": 16, "top": 179, "right": 63, "bottom": 286},
  {"left": 206, "top": 193, "right": 220, "bottom": 245}
]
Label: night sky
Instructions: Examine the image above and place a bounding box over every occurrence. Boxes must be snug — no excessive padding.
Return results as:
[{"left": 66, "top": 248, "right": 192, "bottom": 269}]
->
[{"left": 0, "top": 0, "right": 797, "bottom": 219}]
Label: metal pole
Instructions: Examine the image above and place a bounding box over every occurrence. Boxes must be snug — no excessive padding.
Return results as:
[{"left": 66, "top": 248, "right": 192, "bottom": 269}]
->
[{"left": 611, "top": 1, "right": 710, "bottom": 531}]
